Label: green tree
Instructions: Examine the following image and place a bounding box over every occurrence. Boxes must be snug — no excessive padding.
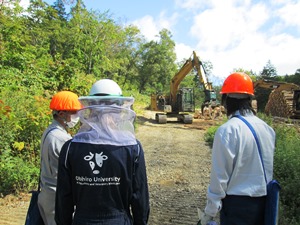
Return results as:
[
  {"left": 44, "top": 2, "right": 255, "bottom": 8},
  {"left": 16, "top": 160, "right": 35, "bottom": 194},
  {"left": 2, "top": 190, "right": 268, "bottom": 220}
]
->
[
  {"left": 0, "top": 1, "right": 30, "bottom": 70},
  {"left": 260, "top": 60, "right": 277, "bottom": 79},
  {"left": 0, "top": 0, "right": 183, "bottom": 194},
  {"left": 283, "top": 68, "right": 300, "bottom": 85},
  {"left": 67, "top": 3, "right": 121, "bottom": 76},
  {"left": 111, "top": 25, "right": 145, "bottom": 91},
  {"left": 52, "top": 0, "right": 67, "bottom": 21},
  {"left": 233, "top": 68, "right": 257, "bottom": 78},
  {"left": 137, "top": 29, "right": 177, "bottom": 94},
  {"left": 48, "top": 0, "right": 68, "bottom": 61}
]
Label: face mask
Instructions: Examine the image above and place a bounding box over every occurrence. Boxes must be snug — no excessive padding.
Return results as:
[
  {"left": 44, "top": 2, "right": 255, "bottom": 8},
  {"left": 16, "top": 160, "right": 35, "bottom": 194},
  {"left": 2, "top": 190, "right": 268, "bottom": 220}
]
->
[{"left": 66, "top": 114, "right": 80, "bottom": 128}]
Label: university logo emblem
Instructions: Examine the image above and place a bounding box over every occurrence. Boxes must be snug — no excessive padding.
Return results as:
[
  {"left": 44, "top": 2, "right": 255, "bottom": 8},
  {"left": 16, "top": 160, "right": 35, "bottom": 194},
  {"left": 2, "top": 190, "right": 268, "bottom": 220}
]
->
[{"left": 84, "top": 152, "right": 108, "bottom": 174}]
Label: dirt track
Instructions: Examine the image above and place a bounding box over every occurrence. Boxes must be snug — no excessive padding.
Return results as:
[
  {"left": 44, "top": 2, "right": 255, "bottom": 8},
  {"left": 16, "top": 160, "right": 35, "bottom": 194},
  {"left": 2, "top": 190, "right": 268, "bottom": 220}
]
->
[
  {"left": 136, "top": 111, "right": 218, "bottom": 225},
  {"left": 0, "top": 110, "right": 220, "bottom": 225}
]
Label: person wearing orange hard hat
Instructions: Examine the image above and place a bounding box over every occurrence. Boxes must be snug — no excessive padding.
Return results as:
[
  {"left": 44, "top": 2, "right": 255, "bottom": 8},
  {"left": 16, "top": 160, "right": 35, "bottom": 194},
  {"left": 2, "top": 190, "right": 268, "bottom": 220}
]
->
[
  {"left": 38, "top": 91, "right": 82, "bottom": 225},
  {"left": 199, "top": 72, "right": 276, "bottom": 225}
]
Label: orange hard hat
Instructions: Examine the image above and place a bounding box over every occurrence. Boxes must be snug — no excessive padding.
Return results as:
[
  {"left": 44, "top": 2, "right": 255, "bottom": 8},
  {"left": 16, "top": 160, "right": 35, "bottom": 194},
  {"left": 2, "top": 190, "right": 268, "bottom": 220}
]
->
[
  {"left": 50, "top": 91, "right": 82, "bottom": 111},
  {"left": 220, "top": 72, "right": 254, "bottom": 96}
]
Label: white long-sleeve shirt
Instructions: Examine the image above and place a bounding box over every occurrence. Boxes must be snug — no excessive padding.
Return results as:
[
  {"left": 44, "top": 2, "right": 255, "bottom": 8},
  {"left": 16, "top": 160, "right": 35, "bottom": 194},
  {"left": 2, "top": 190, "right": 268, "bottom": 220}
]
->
[{"left": 205, "top": 111, "right": 275, "bottom": 217}]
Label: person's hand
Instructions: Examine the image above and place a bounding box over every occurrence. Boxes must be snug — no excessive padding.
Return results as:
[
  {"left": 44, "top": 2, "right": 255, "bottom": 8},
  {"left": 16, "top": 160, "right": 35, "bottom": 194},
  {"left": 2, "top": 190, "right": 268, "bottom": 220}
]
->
[
  {"left": 197, "top": 208, "right": 216, "bottom": 225},
  {"left": 200, "top": 213, "right": 213, "bottom": 225}
]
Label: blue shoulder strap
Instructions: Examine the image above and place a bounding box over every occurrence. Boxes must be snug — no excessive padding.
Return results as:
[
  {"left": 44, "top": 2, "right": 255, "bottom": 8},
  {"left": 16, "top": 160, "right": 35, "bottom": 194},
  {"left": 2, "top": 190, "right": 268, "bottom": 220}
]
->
[{"left": 232, "top": 115, "right": 267, "bottom": 184}]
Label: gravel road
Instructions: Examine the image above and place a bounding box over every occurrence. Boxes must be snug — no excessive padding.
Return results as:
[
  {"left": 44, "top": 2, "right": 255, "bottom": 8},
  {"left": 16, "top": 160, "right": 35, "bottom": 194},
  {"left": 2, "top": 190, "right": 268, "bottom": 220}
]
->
[
  {"left": 136, "top": 111, "right": 217, "bottom": 225},
  {"left": 0, "top": 110, "right": 219, "bottom": 225}
]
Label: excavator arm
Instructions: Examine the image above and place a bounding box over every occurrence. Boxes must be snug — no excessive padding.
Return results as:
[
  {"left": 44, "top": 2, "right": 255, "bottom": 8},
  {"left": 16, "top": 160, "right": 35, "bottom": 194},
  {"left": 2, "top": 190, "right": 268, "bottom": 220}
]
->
[
  {"left": 170, "top": 51, "right": 214, "bottom": 106},
  {"left": 192, "top": 51, "right": 213, "bottom": 91},
  {"left": 254, "top": 79, "right": 300, "bottom": 92},
  {"left": 170, "top": 58, "right": 193, "bottom": 105}
]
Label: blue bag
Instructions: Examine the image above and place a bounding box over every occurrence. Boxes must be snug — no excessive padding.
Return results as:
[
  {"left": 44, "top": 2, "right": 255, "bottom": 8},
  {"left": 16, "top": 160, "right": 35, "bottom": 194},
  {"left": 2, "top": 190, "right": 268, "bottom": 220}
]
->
[
  {"left": 265, "top": 180, "right": 281, "bottom": 225},
  {"left": 24, "top": 190, "right": 44, "bottom": 225}
]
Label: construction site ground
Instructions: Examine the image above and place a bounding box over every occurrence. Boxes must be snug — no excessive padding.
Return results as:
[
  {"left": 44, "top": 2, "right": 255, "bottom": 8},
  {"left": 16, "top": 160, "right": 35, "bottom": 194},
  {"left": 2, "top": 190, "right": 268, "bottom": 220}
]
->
[{"left": 0, "top": 110, "right": 222, "bottom": 225}]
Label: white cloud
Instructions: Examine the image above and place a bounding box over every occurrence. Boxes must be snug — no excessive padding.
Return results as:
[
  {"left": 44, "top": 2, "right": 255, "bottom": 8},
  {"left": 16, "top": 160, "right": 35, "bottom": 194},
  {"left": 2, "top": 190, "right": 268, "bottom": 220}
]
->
[
  {"left": 175, "top": 43, "right": 194, "bottom": 62},
  {"left": 19, "top": 0, "right": 30, "bottom": 9},
  {"left": 174, "top": 0, "right": 212, "bottom": 11},
  {"left": 130, "top": 0, "right": 300, "bottom": 78},
  {"left": 132, "top": 11, "right": 178, "bottom": 41},
  {"left": 271, "top": 0, "right": 294, "bottom": 5},
  {"left": 132, "top": 16, "right": 160, "bottom": 41},
  {"left": 277, "top": 1, "right": 300, "bottom": 29},
  {"left": 180, "top": 1, "right": 300, "bottom": 77},
  {"left": 203, "top": 30, "right": 300, "bottom": 77},
  {"left": 190, "top": 2, "right": 268, "bottom": 51},
  {"left": 268, "top": 34, "right": 300, "bottom": 75},
  {"left": 2, "top": 0, "right": 29, "bottom": 9},
  {"left": 158, "top": 11, "right": 178, "bottom": 31}
]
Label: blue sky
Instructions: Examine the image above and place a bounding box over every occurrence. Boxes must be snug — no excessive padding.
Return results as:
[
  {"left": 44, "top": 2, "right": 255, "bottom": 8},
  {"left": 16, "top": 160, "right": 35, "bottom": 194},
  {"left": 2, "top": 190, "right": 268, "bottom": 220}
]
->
[{"left": 21, "top": 0, "right": 300, "bottom": 80}]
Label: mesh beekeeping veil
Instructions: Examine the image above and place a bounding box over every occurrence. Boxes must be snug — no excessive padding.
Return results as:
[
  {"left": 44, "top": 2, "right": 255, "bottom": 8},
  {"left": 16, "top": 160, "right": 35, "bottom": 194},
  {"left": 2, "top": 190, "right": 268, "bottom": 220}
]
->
[{"left": 72, "top": 96, "right": 137, "bottom": 146}]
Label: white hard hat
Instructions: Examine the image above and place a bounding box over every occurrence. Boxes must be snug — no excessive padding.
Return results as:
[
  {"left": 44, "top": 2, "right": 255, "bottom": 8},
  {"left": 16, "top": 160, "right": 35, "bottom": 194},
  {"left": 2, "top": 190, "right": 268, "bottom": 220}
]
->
[
  {"left": 79, "top": 79, "right": 134, "bottom": 108},
  {"left": 89, "top": 79, "right": 122, "bottom": 96}
]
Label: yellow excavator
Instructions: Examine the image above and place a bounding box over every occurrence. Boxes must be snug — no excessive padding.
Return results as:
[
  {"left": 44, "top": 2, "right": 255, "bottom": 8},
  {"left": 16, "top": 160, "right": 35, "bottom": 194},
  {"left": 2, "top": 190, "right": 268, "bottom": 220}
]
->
[
  {"left": 150, "top": 51, "right": 220, "bottom": 124},
  {"left": 254, "top": 79, "right": 300, "bottom": 119}
]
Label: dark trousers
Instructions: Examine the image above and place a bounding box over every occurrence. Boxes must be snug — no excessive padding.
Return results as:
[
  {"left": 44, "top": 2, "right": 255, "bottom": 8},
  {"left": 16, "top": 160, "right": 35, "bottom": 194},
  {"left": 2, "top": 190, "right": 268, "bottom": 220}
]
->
[{"left": 220, "top": 195, "right": 266, "bottom": 225}]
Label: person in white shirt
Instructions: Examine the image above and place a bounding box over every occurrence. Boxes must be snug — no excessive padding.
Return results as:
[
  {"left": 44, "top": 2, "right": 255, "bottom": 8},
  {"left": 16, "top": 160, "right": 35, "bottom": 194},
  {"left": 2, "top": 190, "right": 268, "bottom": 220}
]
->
[{"left": 200, "top": 72, "right": 276, "bottom": 225}]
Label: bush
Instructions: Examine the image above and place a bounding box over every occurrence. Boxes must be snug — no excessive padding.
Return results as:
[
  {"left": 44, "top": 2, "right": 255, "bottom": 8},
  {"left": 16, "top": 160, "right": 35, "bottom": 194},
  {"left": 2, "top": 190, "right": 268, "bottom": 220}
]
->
[
  {"left": 203, "top": 117, "right": 227, "bottom": 148},
  {"left": 273, "top": 124, "right": 300, "bottom": 225},
  {"left": 0, "top": 68, "right": 52, "bottom": 195},
  {"left": 204, "top": 125, "right": 219, "bottom": 148},
  {"left": 0, "top": 153, "right": 39, "bottom": 196}
]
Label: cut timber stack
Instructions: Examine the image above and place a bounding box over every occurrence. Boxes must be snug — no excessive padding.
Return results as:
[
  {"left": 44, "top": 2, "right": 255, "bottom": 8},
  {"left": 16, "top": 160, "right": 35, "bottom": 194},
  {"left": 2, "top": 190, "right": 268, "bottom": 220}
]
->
[
  {"left": 193, "top": 110, "right": 202, "bottom": 119},
  {"left": 265, "top": 89, "right": 294, "bottom": 118}
]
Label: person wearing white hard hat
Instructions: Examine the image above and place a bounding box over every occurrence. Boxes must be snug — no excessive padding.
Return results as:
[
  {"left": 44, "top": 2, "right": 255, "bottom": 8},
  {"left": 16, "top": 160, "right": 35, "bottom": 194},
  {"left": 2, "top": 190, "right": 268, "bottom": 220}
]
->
[
  {"left": 55, "top": 79, "right": 150, "bottom": 225},
  {"left": 89, "top": 78, "right": 123, "bottom": 96}
]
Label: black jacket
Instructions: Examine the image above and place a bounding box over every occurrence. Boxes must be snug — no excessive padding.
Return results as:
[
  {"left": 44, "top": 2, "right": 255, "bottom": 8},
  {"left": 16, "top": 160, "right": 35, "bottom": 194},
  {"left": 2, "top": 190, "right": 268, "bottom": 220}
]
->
[{"left": 55, "top": 139, "right": 149, "bottom": 225}]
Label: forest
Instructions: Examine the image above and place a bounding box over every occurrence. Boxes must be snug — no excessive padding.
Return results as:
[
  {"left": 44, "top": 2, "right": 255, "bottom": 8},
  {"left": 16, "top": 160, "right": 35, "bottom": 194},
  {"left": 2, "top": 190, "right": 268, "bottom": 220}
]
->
[
  {"left": 0, "top": 0, "right": 193, "bottom": 195},
  {"left": 1, "top": 1, "right": 300, "bottom": 224}
]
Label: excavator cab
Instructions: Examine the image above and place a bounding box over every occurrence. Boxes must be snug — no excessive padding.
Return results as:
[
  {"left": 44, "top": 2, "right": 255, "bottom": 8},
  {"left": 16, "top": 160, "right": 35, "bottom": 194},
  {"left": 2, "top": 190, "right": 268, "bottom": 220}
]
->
[
  {"left": 203, "top": 90, "right": 220, "bottom": 109},
  {"left": 151, "top": 88, "right": 195, "bottom": 124},
  {"left": 175, "top": 88, "right": 195, "bottom": 113},
  {"left": 204, "top": 90, "right": 217, "bottom": 103}
]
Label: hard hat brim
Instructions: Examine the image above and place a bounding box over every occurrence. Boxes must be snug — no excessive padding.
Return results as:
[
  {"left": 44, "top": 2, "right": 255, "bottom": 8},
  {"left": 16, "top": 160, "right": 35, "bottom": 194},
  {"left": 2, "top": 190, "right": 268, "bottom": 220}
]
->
[
  {"left": 79, "top": 96, "right": 134, "bottom": 108},
  {"left": 227, "top": 93, "right": 253, "bottom": 99}
]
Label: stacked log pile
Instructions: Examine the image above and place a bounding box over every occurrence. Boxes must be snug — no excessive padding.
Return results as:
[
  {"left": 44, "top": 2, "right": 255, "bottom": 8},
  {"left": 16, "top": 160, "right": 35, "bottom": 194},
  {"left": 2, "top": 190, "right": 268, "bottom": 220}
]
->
[
  {"left": 193, "top": 109, "right": 203, "bottom": 119},
  {"left": 265, "top": 89, "right": 294, "bottom": 118},
  {"left": 193, "top": 106, "right": 225, "bottom": 120},
  {"left": 251, "top": 99, "right": 257, "bottom": 112}
]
